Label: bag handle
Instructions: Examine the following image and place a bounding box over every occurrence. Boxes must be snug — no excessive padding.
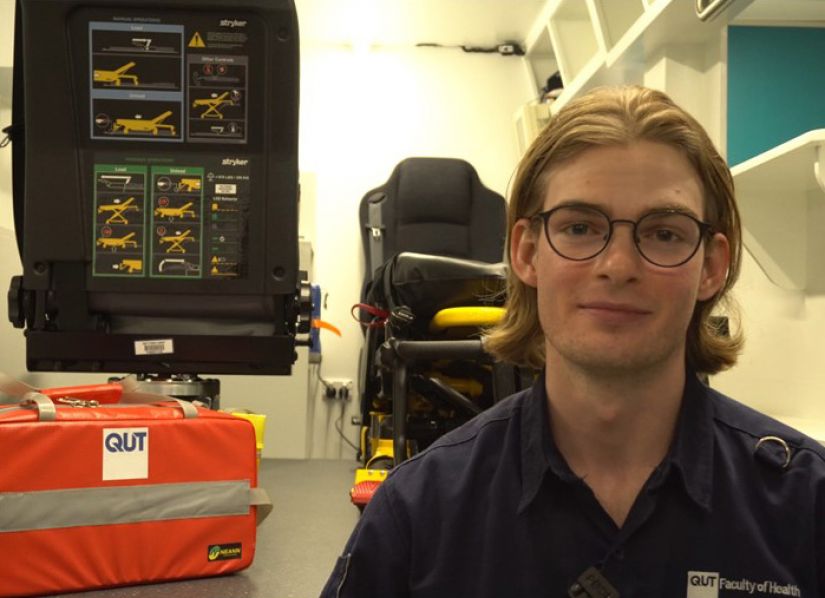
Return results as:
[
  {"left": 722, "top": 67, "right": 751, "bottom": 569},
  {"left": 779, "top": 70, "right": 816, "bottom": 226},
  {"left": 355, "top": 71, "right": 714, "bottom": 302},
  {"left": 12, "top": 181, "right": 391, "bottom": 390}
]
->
[
  {"left": 249, "top": 487, "right": 273, "bottom": 525},
  {"left": 21, "top": 392, "right": 57, "bottom": 421},
  {"left": 20, "top": 393, "right": 198, "bottom": 421}
]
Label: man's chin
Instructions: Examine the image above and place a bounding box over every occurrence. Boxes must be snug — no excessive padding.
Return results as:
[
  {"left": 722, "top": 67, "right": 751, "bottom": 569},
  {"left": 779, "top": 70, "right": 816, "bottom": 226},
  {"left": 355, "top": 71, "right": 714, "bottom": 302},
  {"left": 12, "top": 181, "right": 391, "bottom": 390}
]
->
[{"left": 548, "top": 340, "right": 681, "bottom": 378}]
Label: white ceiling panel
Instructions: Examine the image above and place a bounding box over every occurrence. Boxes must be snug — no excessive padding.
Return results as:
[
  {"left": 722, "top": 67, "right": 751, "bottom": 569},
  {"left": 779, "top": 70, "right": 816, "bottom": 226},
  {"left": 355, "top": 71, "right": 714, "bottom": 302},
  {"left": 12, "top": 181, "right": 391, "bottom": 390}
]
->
[{"left": 296, "top": 0, "right": 546, "bottom": 48}]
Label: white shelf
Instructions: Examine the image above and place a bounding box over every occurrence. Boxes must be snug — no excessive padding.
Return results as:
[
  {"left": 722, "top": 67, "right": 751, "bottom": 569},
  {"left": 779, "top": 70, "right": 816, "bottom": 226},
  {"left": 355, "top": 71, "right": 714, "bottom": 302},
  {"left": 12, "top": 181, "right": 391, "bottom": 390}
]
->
[
  {"left": 731, "top": 129, "right": 825, "bottom": 292},
  {"left": 515, "top": 0, "right": 758, "bottom": 154},
  {"left": 514, "top": 102, "right": 552, "bottom": 155},
  {"left": 540, "top": 0, "right": 754, "bottom": 116},
  {"left": 549, "top": 52, "right": 610, "bottom": 116},
  {"left": 591, "top": 0, "right": 646, "bottom": 54},
  {"left": 523, "top": 22, "right": 557, "bottom": 98},
  {"left": 548, "top": 0, "right": 601, "bottom": 87}
]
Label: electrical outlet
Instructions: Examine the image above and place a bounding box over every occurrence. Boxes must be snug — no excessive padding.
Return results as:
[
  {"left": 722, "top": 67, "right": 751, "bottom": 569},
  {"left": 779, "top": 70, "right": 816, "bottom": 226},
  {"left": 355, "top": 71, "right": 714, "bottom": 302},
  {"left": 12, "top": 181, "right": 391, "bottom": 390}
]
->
[{"left": 324, "top": 378, "right": 353, "bottom": 400}]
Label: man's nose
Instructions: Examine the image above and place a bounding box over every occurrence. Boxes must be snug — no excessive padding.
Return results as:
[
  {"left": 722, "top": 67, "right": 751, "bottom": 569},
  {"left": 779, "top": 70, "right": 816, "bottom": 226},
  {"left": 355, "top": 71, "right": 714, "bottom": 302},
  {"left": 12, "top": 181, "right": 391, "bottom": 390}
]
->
[{"left": 593, "top": 221, "right": 643, "bottom": 280}]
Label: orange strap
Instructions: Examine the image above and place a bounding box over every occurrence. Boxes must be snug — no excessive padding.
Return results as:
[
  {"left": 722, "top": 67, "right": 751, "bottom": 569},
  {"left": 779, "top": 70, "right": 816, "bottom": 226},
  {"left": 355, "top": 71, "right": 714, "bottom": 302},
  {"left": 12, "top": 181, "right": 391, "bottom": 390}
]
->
[{"left": 313, "top": 319, "right": 342, "bottom": 337}]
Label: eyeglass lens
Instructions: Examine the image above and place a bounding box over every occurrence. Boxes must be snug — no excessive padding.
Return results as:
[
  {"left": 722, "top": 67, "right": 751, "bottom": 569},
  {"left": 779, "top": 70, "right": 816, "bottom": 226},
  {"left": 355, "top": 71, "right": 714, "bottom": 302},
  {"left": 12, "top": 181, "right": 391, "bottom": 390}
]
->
[{"left": 544, "top": 206, "right": 704, "bottom": 267}]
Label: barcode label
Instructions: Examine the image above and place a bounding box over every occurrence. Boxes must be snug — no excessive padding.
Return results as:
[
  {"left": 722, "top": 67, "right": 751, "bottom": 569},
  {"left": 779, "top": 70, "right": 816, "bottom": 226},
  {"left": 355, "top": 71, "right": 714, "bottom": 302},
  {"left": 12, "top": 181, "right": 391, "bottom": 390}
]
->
[
  {"left": 215, "top": 183, "right": 237, "bottom": 194},
  {"left": 134, "top": 339, "right": 174, "bottom": 356}
]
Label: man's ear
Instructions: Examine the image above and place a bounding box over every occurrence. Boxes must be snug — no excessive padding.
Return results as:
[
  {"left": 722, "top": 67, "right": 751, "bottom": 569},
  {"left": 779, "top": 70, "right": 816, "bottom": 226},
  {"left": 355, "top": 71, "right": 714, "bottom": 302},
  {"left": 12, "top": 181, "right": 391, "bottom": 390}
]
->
[
  {"left": 510, "top": 219, "right": 539, "bottom": 288},
  {"left": 697, "top": 232, "right": 730, "bottom": 301}
]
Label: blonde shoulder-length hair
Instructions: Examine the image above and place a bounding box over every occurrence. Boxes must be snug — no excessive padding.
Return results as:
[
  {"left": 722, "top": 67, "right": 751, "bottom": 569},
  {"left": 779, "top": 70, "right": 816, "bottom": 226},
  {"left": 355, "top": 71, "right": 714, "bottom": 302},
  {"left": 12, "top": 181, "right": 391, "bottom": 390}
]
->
[{"left": 484, "top": 85, "right": 743, "bottom": 375}]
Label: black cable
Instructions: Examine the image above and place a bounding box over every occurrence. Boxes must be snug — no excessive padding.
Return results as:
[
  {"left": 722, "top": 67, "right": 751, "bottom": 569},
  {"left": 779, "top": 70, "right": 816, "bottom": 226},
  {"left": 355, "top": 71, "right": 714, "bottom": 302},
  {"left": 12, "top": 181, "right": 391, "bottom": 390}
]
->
[
  {"left": 335, "top": 401, "right": 360, "bottom": 452},
  {"left": 415, "top": 42, "right": 524, "bottom": 56},
  {"left": 312, "top": 362, "right": 336, "bottom": 399},
  {"left": 312, "top": 363, "right": 359, "bottom": 451}
]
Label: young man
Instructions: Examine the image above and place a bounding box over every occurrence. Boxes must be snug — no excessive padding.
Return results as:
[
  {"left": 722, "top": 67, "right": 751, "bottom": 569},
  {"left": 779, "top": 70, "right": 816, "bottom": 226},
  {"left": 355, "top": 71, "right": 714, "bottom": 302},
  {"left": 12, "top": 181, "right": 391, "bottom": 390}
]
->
[{"left": 321, "top": 86, "right": 825, "bottom": 597}]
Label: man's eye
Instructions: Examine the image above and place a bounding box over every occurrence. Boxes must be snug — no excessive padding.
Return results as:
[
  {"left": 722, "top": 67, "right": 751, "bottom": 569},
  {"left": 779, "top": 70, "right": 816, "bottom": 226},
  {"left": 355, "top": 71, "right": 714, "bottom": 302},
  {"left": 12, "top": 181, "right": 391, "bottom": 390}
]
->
[
  {"left": 652, "top": 229, "right": 680, "bottom": 242},
  {"left": 562, "top": 222, "right": 601, "bottom": 236}
]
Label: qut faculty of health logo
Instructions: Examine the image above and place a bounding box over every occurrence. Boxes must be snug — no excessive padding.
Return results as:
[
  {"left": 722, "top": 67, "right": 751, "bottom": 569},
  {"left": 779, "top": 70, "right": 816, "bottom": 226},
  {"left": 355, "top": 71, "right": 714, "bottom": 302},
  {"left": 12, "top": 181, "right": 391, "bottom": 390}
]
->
[{"left": 687, "top": 571, "right": 801, "bottom": 597}]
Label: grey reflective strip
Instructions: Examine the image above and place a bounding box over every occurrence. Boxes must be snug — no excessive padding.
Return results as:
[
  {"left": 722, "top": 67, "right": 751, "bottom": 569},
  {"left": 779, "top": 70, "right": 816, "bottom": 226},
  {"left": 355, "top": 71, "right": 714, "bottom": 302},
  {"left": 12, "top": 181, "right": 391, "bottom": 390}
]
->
[{"left": 0, "top": 480, "right": 251, "bottom": 533}]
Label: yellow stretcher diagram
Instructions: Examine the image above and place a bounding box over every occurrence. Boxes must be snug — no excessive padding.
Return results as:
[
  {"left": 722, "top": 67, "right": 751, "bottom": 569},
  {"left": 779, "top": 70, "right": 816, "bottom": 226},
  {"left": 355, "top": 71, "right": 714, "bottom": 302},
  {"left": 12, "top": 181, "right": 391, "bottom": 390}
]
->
[
  {"left": 97, "top": 197, "right": 138, "bottom": 224},
  {"left": 154, "top": 202, "right": 195, "bottom": 219},
  {"left": 160, "top": 229, "right": 195, "bottom": 253},
  {"left": 111, "top": 111, "right": 176, "bottom": 136},
  {"left": 175, "top": 178, "right": 202, "bottom": 192},
  {"left": 93, "top": 62, "right": 139, "bottom": 87},
  {"left": 96, "top": 232, "right": 138, "bottom": 251},
  {"left": 116, "top": 259, "right": 143, "bottom": 273},
  {"left": 192, "top": 92, "right": 236, "bottom": 119}
]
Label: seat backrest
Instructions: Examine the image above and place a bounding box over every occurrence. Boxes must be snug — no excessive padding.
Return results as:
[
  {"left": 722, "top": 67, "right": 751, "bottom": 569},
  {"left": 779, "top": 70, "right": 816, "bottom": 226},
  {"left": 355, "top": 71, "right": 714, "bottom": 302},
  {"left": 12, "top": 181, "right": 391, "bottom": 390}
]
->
[{"left": 359, "top": 157, "right": 506, "bottom": 280}]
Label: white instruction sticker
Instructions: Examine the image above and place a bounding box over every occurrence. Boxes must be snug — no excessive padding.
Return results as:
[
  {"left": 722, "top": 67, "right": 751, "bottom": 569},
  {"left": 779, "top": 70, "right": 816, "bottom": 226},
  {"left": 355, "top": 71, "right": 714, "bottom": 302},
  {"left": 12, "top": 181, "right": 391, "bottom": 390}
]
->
[{"left": 134, "top": 339, "right": 174, "bottom": 355}]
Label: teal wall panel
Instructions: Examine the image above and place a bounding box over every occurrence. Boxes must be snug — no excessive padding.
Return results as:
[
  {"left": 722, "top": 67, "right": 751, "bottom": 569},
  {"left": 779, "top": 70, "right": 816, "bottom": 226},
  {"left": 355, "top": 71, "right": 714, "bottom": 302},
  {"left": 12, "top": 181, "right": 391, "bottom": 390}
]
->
[{"left": 727, "top": 26, "right": 825, "bottom": 166}]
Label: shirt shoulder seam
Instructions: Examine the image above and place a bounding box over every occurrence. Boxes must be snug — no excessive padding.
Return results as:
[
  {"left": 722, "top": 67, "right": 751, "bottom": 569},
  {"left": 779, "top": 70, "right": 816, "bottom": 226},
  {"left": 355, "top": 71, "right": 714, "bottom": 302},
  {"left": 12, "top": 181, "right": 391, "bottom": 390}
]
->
[{"left": 713, "top": 413, "right": 825, "bottom": 465}]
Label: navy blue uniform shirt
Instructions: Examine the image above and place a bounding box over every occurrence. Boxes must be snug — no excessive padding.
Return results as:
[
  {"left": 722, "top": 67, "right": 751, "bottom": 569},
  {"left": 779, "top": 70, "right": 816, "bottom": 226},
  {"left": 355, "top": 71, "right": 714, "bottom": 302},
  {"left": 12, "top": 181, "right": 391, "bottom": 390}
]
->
[{"left": 321, "top": 372, "right": 825, "bottom": 597}]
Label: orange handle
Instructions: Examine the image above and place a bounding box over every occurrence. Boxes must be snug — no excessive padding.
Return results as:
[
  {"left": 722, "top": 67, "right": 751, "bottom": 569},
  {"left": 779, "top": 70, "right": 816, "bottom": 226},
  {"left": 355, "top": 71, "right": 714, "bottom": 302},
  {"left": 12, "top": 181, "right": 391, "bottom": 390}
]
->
[
  {"left": 313, "top": 319, "right": 342, "bottom": 337},
  {"left": 40, "top": 383, "right": 124, "bottom": 404}
]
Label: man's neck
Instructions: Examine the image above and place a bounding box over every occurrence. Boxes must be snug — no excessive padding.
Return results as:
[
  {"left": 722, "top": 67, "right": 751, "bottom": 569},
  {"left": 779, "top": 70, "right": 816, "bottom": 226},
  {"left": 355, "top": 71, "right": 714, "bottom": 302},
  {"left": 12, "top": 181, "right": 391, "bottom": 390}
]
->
[{"left": 545, "top": 352, "right": 686, "bottom": 526}]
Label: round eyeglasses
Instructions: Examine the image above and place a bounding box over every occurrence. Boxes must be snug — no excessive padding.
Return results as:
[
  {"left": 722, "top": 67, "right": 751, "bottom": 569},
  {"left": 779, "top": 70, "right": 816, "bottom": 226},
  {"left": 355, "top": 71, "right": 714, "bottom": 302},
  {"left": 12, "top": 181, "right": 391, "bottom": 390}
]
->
[{"left": 530, "top": 205, "right": 715, "bottom": 268}]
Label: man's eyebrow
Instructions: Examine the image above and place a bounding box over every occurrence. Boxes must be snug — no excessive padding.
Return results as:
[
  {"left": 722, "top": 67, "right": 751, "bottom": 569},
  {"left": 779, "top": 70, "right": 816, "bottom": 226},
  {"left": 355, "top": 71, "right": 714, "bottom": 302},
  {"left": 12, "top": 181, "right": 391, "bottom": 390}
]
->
[
  {"left": 643, "top": 203, "right": 702, "bottom": 219},
  {"left": 548, "top": 199, "right": 702, "bottom": 220},
  {"left": 548, "top": 199, "right": 603, "bottom": 211}
]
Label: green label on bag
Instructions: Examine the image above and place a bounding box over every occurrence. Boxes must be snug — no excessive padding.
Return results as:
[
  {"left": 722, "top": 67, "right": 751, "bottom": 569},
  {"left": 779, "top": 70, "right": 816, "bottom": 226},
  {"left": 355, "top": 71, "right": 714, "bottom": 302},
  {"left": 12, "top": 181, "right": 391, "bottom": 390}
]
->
[{"left": 208, "top": 543, "right": 242, "bottom": 561}]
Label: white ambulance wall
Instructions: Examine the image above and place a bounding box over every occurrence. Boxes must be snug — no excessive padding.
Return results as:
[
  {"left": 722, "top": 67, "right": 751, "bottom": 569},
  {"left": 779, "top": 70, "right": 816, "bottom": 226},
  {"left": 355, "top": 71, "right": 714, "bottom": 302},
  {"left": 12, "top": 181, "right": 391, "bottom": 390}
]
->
[
  {"left": 298, "top": 44, "right": 532, "bottom": 457},
  {"left": 712, "top": 253, "right": 825, "bottom": 440}
]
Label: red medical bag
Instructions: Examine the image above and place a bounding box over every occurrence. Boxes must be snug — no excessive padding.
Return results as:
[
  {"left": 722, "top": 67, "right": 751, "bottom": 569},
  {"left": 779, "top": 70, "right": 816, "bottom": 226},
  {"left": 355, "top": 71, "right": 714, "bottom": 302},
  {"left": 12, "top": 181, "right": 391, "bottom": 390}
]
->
[{"left": 0, "top": 394, "right": 271, "bottom": 596}]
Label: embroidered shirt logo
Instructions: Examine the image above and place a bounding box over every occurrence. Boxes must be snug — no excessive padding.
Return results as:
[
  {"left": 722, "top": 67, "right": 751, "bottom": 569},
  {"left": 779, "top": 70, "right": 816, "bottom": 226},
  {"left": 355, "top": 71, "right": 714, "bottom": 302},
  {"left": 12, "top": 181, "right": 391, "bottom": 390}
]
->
[
  {"left": 688, "top": 571, "right": 719, "bottom": 598},
  {"left": 687, "top": 571, "right": 801, "bottom": 597}
]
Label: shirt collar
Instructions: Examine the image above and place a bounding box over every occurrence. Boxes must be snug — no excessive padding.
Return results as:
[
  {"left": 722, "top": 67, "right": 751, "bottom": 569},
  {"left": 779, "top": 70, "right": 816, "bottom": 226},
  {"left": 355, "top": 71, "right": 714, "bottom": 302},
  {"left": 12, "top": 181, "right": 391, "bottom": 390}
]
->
[
  {"left": 518, "top": 373, "right": 576, "bottom": 514},
  {"left": 518, "top": 368, "right": 716, "bottom": 514},
  {"left": 667, "top": 370, "right": 715, "bottom": 512}
]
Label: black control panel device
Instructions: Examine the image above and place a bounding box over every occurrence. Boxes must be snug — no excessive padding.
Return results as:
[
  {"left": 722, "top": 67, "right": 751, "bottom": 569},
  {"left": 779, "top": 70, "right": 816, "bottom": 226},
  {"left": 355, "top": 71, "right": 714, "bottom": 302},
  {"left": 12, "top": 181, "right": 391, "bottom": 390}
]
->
[{"left": 7, "top": 0, "right": 310, "bottom": 375}]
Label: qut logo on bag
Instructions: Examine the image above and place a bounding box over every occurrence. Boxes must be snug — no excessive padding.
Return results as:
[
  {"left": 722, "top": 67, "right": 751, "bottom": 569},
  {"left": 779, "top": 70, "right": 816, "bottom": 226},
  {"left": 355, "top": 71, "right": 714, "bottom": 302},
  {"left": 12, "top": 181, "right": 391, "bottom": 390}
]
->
[{"left": 102, "top": 428, "right": 149, "bottom": 480}]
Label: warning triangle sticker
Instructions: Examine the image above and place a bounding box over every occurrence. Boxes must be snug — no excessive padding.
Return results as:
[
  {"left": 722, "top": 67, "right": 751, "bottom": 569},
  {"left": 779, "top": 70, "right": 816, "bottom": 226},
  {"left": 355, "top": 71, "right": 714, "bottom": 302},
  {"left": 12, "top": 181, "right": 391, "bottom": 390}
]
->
[{"left": 188, "top": 32, "right": 206, "bottom": 48}]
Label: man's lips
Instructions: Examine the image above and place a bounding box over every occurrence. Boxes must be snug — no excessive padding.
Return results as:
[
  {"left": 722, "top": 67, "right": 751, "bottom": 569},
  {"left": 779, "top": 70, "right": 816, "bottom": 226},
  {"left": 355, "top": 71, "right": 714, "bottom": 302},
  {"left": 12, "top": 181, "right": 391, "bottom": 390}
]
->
[{"left": 578, "top": 302, "right": 652, "bottom": 315}]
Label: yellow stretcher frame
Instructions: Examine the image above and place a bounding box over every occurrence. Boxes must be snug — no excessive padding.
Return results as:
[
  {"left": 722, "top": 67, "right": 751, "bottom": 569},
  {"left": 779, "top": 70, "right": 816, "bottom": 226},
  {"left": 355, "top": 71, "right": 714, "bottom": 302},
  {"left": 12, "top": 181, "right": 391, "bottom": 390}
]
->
[{"left": 352, "top": 305, "right": 506, "bottom": 510}]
